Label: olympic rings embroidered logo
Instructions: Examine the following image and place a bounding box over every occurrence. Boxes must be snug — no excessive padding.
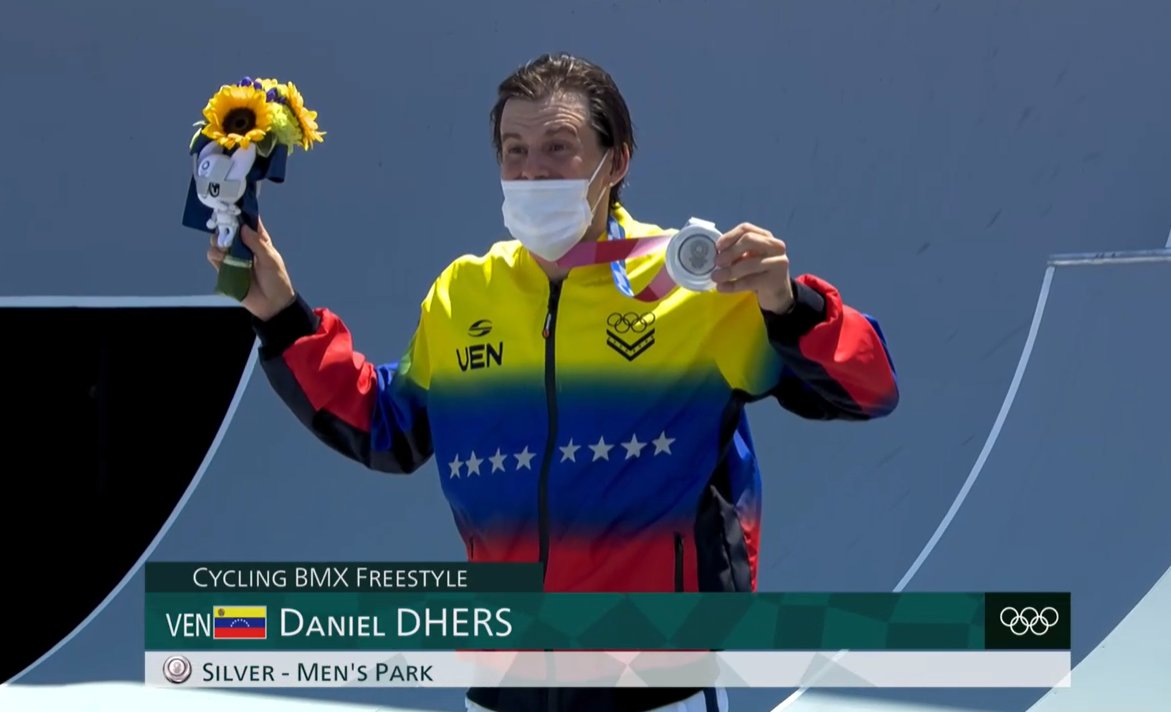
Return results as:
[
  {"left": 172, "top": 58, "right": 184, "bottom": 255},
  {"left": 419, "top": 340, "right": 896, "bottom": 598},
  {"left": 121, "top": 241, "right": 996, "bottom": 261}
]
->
[
  {"left": 999, "top": 606, "right": 1060, "bottom": 636},
  {"left": 606, "top": 312, "right": 656, "bottom": 335}
]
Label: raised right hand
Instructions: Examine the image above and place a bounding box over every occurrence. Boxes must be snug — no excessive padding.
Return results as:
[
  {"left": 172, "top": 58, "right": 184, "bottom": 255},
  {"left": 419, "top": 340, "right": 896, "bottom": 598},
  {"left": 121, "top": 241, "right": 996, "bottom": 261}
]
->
[{"left": 207, "top": 217, "right": 296, "bottom": 321}]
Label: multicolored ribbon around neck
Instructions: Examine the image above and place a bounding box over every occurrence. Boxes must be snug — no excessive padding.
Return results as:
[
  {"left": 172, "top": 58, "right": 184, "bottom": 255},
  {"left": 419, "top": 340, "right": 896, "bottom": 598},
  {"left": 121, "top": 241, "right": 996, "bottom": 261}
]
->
[{"left": 554, "top": 215, "right": 713, "bottom": 302}]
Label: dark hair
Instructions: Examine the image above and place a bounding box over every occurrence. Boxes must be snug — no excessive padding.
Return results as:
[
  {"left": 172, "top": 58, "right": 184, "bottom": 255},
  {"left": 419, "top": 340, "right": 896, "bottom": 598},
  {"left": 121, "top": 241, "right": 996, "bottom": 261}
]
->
[{"left": 490, "top": 53, "right": 635, "bottom": 207}]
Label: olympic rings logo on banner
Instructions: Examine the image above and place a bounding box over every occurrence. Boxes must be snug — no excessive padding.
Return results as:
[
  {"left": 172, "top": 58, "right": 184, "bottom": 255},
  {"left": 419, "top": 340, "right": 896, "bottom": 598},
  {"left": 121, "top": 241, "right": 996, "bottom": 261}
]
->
[{"left": 999, "top": 606, "right": 1060, "bottom": 636}]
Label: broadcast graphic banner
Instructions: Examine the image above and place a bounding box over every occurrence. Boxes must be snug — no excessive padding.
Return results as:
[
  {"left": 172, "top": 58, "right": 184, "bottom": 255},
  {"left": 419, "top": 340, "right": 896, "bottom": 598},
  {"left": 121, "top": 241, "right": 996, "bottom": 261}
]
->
[{"left": 145, "top": 564, "right": 1070, "bottom": 687}]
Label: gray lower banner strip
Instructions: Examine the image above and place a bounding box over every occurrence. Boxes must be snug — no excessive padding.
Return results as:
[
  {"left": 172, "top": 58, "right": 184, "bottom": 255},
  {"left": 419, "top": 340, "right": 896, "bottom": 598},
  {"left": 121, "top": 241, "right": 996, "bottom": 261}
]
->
[{"left": 146, "top": 651, "right": 1071, "bottom": 689}]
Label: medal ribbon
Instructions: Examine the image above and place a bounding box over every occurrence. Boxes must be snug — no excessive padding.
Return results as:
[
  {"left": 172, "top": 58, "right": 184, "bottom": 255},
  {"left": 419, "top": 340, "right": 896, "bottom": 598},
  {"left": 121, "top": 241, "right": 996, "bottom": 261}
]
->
[{"left": 554, "top": 215, "right": 679, "bottom": 302}]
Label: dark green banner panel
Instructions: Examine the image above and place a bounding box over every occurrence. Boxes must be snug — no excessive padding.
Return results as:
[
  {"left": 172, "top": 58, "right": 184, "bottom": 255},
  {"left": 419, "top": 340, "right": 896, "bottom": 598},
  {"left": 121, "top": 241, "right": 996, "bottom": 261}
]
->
[{"left": 145, "top": 591, "right": 1071, "bottom": 651}]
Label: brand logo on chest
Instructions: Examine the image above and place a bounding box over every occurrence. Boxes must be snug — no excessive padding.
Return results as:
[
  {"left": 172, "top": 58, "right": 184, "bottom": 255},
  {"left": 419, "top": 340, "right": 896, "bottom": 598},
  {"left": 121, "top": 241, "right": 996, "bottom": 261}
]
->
[{"left": 459, "top": 319, "right": 505, "bottom": 371}]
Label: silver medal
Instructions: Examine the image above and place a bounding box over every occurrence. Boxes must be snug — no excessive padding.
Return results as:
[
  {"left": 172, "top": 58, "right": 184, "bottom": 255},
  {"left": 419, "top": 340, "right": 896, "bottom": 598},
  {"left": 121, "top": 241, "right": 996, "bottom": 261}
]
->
[{"left": 665, "top": 217, "right": 721, "bottom": 292}]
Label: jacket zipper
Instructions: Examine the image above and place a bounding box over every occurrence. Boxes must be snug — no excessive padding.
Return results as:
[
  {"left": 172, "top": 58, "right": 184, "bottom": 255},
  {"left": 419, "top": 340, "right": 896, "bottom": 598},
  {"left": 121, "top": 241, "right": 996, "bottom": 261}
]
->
[
  {"left": 539, "top": 281, "right": 563, "bottom": 712},
  {"left": 537, "top": 281, "right": 563, "bottom": 581},
  {"left": 675, "top": 533, "right": 685, "bottom": 592}
]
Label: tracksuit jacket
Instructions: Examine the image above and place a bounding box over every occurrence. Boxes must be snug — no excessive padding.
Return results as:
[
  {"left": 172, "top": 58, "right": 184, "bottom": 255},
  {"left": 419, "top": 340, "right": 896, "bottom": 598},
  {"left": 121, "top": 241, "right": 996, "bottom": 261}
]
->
[{"left": 253, "top": 205, "right": 900, "bottom": 712}]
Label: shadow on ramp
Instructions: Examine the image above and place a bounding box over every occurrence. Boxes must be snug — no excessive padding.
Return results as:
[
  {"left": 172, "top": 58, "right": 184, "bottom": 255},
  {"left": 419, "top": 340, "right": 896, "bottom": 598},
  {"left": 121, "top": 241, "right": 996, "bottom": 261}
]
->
[
  {"left": 769, "top": 249, "right": 1171, "bottom": 712},
  {"left": 0, "top": 300, "right": 256, "bottom": 685}
]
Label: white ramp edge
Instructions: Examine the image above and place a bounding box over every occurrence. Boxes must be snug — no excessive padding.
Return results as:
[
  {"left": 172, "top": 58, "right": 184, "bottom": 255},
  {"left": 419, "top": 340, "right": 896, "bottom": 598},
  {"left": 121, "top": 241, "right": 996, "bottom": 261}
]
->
[
  {"left": 0, "top": 683, "right": 434, "bottom": 712},
  {"left": 771, "top": 248, "right": 1171, "bottom": 712},
  {"left": 1046, "top": 247, "right": 1171, "bottom": 266}
]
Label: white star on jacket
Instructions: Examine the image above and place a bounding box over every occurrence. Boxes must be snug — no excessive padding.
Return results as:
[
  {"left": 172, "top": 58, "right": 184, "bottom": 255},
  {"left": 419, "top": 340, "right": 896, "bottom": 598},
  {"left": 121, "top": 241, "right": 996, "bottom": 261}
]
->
[
  {"left": 489, "top": 448, "right": 508, "bottom": 473},
  {"left": 622, "top": 434, "right": 647, "bottom": 459},
  {"left": 514, "top": 446, "right": 535, "bottom": 470},
  {"left": 589, "top": 436, "right": 614, "bottom": 461},
  {"left": 559, "top": 439, "right": 580, "bottom": 463},
  {"left": 652, "top": 431, "right": 675, "bottom": 455}
]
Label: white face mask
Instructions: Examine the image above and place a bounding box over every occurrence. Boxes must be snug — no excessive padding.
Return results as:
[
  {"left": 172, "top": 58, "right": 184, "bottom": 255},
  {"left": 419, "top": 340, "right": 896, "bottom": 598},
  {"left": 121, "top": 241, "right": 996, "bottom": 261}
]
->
[{"left": 500, "top": 152, "right": 611, "bottom": 262}]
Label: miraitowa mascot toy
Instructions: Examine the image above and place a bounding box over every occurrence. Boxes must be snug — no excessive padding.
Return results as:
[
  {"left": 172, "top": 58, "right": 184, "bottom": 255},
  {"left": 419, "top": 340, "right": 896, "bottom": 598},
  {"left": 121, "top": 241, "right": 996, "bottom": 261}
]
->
[{"left": 182, "top": 77, "right": 324, "bottom": 300}]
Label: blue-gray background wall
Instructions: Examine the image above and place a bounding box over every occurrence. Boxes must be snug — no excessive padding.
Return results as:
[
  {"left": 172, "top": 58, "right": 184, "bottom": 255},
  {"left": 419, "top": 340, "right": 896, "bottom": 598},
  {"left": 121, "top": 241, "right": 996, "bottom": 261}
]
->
[{"left": 4, "top": 1, "right": 1170, "bottom": 711}]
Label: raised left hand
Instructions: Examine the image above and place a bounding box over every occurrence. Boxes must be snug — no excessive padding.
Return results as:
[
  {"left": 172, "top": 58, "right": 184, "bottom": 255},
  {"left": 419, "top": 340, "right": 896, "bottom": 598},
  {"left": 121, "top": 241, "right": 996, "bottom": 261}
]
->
[{"left": 711, "top": 222, "right": 795, "bottom": 314}]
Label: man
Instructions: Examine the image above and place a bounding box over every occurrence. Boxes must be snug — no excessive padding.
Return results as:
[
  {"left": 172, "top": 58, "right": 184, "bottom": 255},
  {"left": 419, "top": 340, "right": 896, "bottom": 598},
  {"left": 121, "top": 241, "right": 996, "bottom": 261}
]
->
[{"left": 208, "top": 53, "right": 899, "bottom": 712}]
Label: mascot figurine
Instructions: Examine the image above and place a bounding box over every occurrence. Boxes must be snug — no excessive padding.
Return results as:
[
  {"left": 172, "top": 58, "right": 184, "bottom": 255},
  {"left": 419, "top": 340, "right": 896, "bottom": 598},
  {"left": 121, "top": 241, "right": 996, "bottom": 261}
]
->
[{"left": 182, "top": 77, "right": 324, "bottom": 300}]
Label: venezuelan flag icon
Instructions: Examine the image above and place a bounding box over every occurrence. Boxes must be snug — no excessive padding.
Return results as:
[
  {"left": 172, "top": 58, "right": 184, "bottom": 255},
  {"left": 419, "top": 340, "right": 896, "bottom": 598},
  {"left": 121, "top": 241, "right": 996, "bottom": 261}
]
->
[{"left": 212, "top": 606, "right": 267, "bottom": 640}]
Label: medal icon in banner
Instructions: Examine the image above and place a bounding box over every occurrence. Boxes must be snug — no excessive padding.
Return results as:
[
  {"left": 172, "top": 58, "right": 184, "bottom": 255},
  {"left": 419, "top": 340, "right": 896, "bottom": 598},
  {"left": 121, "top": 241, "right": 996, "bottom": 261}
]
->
[
  {"left": 181, "top": 77, "right": 325, "bottom": 301},
  {"left": 556, "top": 217, "right": 721, "bottom": 301}
]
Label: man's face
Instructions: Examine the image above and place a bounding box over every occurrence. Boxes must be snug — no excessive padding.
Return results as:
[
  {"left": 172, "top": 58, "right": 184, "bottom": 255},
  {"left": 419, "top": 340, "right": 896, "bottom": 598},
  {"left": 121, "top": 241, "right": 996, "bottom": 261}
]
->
[{"left": 498, "top": 91, "right": 608, "bottom": 186}]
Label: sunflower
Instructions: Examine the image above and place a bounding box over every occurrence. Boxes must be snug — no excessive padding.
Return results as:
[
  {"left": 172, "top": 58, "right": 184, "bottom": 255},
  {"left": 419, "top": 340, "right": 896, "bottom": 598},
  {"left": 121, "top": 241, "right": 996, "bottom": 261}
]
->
[
  {"left": 200, "top": 84, "right": 273, "bottom": 150},
  {"left": 283, "top": 81, "right": 325, "bottom": 150}
]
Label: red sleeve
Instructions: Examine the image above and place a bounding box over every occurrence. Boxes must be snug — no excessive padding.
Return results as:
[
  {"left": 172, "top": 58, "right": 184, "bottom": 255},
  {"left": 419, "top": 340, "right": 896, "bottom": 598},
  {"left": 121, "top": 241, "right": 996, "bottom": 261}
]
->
[
  {"left": 763, "top": 275, "right": 899, "bottom": 420},
  {"left": 253, "top": 295, "right": 433, "bottom": 472}
]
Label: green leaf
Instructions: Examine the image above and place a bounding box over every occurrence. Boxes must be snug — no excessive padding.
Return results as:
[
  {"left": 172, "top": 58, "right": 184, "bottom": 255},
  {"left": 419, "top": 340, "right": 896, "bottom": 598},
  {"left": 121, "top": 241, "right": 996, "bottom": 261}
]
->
[{"left": 256, "top": 132, "right": 278, "bottom": 158}]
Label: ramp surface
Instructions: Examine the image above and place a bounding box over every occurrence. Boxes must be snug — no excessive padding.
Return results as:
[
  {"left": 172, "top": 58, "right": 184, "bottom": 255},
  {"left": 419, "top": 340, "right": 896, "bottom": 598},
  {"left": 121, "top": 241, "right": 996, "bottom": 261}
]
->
[
  {"left": 1029, "top": 551, "right": 1171, "bottom": 711},
  {"left": 774, "top": 257, "right": 1171, "bottom": 712}
]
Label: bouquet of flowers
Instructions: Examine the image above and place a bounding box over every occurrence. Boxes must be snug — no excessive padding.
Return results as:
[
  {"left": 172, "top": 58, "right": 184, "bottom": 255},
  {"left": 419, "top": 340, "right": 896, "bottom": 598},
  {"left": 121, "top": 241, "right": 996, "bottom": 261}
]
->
[{"left": 181, "top": 77, "right": 324, "bottom": 300}]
